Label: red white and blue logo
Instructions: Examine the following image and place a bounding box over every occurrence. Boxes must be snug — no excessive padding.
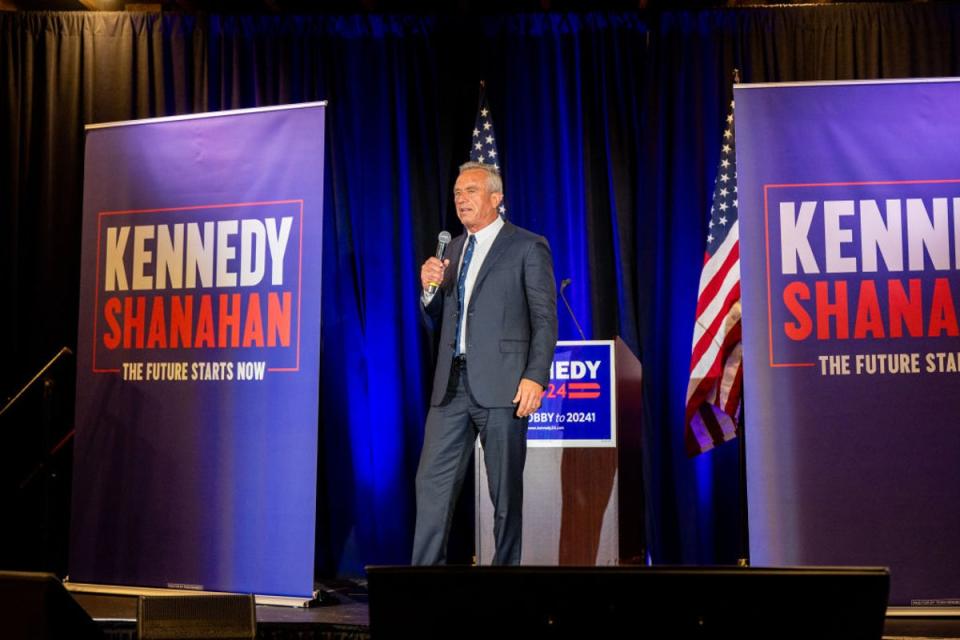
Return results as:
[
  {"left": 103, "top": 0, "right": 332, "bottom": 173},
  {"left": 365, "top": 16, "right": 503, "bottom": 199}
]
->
[{"left": 529, "top": 340, "right": 616, "bottom": 447}]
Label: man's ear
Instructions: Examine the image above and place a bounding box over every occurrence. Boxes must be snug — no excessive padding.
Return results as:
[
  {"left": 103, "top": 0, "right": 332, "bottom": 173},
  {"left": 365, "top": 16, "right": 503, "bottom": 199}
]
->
[{"left": 491, "top": 192, "right": 504, "bottom": 209}]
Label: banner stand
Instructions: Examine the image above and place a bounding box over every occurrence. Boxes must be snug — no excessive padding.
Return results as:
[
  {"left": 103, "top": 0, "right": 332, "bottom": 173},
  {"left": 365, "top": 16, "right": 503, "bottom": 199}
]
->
[
  {"left": 887, "top": 607, "right": 960, "bottom": 618},
  {"left": 71, "top": 102, "right": 326, "bottom": 602},
  {"left": 735, "top": 78, "right": 960, "bottom": 607},
  {"left": 63, "top": 580, "right": 321, "bottom": 608}
]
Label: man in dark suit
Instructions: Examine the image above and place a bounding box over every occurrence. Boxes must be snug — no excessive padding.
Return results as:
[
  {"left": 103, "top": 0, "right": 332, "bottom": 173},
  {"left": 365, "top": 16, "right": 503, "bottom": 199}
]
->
[{"left": 412, "top": 161, "right": 558, "bottom": 566}]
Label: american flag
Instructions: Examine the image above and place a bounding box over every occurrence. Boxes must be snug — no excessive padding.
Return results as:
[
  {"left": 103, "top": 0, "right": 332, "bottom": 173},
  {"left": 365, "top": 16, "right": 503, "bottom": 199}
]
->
[
  {"left": 684, "top": 99, "right": 743, "bottom": 456},
  {"left": 470, "top": 82, "right": 506, "bottom": 217}
]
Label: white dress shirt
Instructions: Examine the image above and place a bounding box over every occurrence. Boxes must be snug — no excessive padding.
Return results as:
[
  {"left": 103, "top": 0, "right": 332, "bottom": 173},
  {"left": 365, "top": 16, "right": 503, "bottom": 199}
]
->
[{"left": 422, "top": 216, "right": 505, "bottom": 355}]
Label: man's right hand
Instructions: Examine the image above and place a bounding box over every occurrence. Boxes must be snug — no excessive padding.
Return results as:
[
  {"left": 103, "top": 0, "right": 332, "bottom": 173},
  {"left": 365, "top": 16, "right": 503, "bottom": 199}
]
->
[{"left": 421, "top": 257, "right": 449, "bottom": 292}]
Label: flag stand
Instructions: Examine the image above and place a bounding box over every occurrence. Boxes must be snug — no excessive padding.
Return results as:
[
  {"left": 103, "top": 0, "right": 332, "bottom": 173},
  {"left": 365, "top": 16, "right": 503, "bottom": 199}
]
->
[
  {"left": 737, "top": 404, "right": 749, "bottom": 567},
  {"left": 732, "top": 68, "right": 749, "bottom": 569}
]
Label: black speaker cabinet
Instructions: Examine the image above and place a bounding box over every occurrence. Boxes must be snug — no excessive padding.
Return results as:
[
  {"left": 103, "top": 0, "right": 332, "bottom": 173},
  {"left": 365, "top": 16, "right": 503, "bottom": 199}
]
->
[
  {"left": 137, "top": 594, "right": 256, "bottom": 640},
  {"left": 0, "top": 571, "right": 102, "bottom": 640},
  {"left": 366, "top": 565, "right": 890, "bottom": 639}
]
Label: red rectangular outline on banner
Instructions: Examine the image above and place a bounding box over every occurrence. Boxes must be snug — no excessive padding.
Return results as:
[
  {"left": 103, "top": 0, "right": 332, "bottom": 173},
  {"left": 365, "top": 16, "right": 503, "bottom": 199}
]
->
[
  {"left": 762, "top": 178, "right": 960, "bottom": 368},
  {"left": 92, "top": 199, "right": 305, "bottom": 374}
]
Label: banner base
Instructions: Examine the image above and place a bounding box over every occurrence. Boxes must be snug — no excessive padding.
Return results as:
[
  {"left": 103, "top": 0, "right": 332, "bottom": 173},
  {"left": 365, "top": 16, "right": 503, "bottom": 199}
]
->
[
  {"left": 63, "top": 580, "right": 320, "bottom": 608},
  {"left": 887, "top": 607, "right": 960, "bottom": 618}
]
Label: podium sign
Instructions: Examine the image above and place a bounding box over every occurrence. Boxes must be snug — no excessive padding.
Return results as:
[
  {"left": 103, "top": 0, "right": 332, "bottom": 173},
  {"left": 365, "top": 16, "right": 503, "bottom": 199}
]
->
[{"left": 528, "top": 340, "right": 616, "bottom": 447}]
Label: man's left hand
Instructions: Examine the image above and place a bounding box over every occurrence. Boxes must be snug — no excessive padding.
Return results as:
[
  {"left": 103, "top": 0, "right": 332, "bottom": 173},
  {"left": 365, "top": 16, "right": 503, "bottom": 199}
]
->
[{"left": 512, "top": 378, "right": 544, "bottom": 418}]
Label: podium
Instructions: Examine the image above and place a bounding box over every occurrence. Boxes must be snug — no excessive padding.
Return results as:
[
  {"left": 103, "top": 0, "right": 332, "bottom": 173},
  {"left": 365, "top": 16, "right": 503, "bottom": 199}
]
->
[{"left": 475, "top": 337, "right": 644, "bottom": 565}]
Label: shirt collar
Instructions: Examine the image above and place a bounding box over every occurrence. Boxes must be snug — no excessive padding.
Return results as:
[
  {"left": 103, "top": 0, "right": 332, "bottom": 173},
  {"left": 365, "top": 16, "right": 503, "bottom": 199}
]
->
[{"left": 469, "top": 215, "right": 504, "bottom": 246}]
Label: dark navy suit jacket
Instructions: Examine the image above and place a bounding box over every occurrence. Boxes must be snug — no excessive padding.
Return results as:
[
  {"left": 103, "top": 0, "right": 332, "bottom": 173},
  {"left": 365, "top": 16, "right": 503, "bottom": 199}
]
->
[{"left": 423, "top": 221, "right": 558, "bottom": 408}]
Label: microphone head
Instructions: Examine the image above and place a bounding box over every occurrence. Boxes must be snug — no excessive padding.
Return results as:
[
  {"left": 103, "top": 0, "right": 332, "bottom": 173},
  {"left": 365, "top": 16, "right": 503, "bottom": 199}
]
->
[
  {"left": 438, "top": 230, "right": 452, "bottom": 245},
  {"left": 560, "top": 278, "right": 572, "bottom": 290}
]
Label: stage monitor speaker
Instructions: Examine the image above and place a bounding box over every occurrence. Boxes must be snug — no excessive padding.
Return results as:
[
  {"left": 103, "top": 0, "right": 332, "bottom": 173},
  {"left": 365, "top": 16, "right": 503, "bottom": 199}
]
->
[
  {"left": 0, "top": 570, "right": 102, "bottom": 639},
  {"left": 366, "top": 565, "right": 890, "bottom": 639},
  {"left": 137, "top": 594, "right": 256, "bottom": 640}
]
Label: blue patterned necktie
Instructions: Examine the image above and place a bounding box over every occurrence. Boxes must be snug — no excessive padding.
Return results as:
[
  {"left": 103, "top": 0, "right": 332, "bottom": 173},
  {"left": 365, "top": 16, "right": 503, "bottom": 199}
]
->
[{"left": 455, "top": 235, "right": 476, "bottom": 357}]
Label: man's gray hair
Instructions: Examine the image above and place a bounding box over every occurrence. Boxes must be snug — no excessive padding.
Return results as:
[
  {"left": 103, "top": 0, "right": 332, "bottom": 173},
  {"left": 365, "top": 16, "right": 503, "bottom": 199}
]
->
[{"left": 459, "top": 161, "right": 503, "bottom": 194}]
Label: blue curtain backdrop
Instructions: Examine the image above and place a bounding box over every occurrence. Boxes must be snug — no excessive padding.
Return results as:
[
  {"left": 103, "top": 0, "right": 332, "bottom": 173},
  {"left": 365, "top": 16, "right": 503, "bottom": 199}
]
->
[{"left": 4, "top": 5, "right": 960, "bottom": 577}]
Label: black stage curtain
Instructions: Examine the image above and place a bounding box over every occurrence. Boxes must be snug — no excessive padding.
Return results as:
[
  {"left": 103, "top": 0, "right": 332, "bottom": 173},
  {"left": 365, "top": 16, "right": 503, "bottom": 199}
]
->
[{"left": 2, "top": 5, "right": 960, "bottom": 577}]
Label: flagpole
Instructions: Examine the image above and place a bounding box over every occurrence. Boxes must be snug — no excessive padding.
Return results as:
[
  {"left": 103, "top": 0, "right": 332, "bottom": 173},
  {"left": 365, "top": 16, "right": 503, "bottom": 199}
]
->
[
  {"left": 731, "top": 67, "right": 750, "bottom": 568},
  {"left": 469, "top": 80, "right": 506, "bottom": 218},
  {"left": 477, "top": 80, "right": 486, "bottom": 115},
  {"left": 737, "top": 401, "right": 749, "bottom": 567}
]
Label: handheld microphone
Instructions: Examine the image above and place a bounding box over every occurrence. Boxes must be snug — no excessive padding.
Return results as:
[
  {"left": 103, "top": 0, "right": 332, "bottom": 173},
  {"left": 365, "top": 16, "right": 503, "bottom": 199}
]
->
[
  {"left": 560, "top": 278, "right": 587, "bottom": 341},
  {"left": 427, "top": 230, "right": 452, "bottom": 295}
]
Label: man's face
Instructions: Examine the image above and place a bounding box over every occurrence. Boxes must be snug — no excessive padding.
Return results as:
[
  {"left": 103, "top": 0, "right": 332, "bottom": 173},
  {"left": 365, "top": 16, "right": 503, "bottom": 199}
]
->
[{"left": 454, "top": 169, "right": 502, "bottom": 233}]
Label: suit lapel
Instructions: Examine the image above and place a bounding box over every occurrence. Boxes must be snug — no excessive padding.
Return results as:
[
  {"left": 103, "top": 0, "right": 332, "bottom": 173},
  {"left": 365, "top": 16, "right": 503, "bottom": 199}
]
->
[
  {"left": 471, "top": 221, "right": 516, "bottom": 297},
  {"left": 444, "top": 234, "right": 466, "bottom": 297}
]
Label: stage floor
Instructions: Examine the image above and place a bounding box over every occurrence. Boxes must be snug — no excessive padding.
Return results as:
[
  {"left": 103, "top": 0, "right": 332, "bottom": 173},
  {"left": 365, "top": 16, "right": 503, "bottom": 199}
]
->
[
  {"left": 75, "top": 580, "right": 371, "bottom": 640},
  {"left": 74, "top": 579, "right": 960, "bottom": 640}
]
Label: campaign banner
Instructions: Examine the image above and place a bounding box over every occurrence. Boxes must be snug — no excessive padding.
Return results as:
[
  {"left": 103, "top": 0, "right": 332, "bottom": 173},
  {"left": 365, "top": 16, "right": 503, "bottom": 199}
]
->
[
  {"left": 70, "top": 103, "right": 325, "bottom": 598},
  {"left": 528, "top": 340, "right": 616, "bottom": 447},
  {"left": 735, "top": 80, "right": 960, "bottom": 606}
]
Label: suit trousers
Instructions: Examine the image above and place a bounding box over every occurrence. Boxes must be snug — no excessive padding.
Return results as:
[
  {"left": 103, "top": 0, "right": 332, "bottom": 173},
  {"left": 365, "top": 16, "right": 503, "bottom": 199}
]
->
[{"left": 412, "top": 358, "right": 528, "bottom": 565}]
